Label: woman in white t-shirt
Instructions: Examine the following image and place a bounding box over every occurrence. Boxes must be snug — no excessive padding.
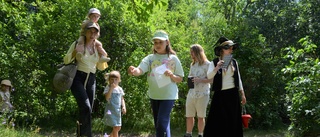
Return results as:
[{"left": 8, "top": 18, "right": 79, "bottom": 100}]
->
[{"left": 184, "top": 44, "right": 212, "bottom": 137}]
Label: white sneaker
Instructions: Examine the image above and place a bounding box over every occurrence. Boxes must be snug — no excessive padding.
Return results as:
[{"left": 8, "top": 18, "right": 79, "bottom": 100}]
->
[{"left": 99, "top": 56, "right": 110, "bottom": 62}]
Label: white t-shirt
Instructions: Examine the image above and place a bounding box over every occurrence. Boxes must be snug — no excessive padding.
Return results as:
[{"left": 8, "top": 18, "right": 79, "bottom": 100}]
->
[{"left": 188, "top": 61, "right": 211, "bottom": 98}]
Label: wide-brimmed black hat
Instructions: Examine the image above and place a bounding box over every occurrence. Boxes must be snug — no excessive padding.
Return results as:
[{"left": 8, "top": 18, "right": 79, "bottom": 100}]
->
[{"left": 214, "top": 37, "right": 239, "bottom": 56}]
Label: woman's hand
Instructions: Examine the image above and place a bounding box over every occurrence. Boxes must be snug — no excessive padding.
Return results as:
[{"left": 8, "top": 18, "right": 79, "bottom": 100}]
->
[
  {"left": 193, "top": 77, "right": 201, "bottom": 83},
  {"left": 215, "top": 60, "right": 224, "bottom": 70},
  {"left": 241, "top": 92, "right": 246, "bottom": 105}
]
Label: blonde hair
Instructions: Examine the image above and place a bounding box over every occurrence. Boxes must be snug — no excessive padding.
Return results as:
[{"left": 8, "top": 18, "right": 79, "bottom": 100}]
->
[
  {"left": 104, "top": 70, "right": 121, "bottom": 83},
  {"left": 190, "top": 44, "right": 208, "bottom": 65}
]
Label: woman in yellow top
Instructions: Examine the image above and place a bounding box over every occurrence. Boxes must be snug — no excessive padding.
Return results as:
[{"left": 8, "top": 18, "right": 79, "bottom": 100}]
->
[{"left": 63, "top": 21, "right": 108, "bottom": 137}]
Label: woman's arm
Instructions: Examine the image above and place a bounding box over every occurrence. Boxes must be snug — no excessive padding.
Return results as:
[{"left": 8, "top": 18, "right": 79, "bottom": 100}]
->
[
  {"left": 207, "top": 60, "right": 224, "bottom": 79},
  {"left": 235, "top": 60, "right": 246, "bottom": 105},
  {"left": 193, "top": 77, "right": 213, "bottom": 83},
  {"left": 239, "top": 90, "right": 246, "bottom": 105},
  {"left": 63, "top": 41, "right": 78, "bottom": 64}
]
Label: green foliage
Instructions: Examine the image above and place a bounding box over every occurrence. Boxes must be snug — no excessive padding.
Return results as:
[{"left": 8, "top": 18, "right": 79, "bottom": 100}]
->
[
  {"left": 1, "top": 0, "right": 319, "bottom": 135},
  {"left": 120, "top": 47, "right": 155, "bottom": 132},
  {"left": 282, "top": 37, "right": 320, "bottom": 136},
  {"left": 125, "top": 0, "right": 168, "bottom": 22},
  {"left": 1, "top": 0, "right": 111, "bottom": 129},
  {"left": 236, "top": 0, "right": 302, "bottom": 129},
  {"left": 0, "top": 126, "right": 42, "bottom": 137}
]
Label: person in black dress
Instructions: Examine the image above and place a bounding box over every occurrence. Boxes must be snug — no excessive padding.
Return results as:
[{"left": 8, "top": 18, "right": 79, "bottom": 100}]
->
[{"left": 204, "top": 37, "right": 246, "bottom": 137}]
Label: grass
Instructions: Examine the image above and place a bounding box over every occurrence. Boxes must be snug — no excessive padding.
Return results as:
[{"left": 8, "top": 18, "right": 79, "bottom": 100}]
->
[
  {"left": 0, "top": 117, "right": 292, "bottom": 137},
  {"left": 0, "top": 126, "right": 42, "bottom": 137},
  {"left": 0, "top": 124, "right": 292, "bottom": 137},
  {"left": 243, "top": 128, "right": 289, "bottom": 137}
]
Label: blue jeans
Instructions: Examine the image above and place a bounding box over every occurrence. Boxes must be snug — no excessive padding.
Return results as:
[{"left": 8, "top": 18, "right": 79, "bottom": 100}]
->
[
  {"left": 150, "top": 99, "right": 175, "bottom": 137},
  {"left": 71, "top": 70, "right": 96, "bottom": 137}
]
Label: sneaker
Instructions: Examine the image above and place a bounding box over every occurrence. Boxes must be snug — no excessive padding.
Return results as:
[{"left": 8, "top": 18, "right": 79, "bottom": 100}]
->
[
  {"left": 184, "top": 133, "right": 192, "bottom": 137},
  {"left": 99, "top": 56, "right": 111, "bottom": 62}
]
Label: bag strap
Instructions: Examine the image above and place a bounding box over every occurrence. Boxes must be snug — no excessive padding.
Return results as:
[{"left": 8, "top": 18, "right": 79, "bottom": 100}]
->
[
  {"left": 58, "top": 40, "right": 78, "bottom": 67},
  {"left": 72, "top": 40, "right": 78, "bottom": 64}
]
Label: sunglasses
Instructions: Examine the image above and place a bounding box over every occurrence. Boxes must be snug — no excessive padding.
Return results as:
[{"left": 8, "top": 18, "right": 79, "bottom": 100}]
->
[{"left": 222, "top": 45, "right": 233, "bottom": 50}]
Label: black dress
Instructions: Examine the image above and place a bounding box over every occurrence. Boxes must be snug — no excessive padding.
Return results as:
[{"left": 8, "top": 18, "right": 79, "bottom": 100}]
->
[{"left": 203, "top": 58, "right": 243, "bottom": 137}]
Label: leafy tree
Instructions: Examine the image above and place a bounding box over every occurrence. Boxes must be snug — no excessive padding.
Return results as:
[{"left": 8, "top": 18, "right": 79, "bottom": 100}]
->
[
  {"left": 235, "top": 0, "right": 302, "bottom": 129},
  {"left": 282, "top": 37, "right": 320, "bottom": 136},
  {"left": 1, "top": 0, "right": 319, "bottom": 134}
]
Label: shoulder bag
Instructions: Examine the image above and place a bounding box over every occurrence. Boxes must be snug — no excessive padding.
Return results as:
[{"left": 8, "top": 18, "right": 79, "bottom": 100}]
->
[{"left": 53, "top": 41, "right": 78, "bottom": 93}]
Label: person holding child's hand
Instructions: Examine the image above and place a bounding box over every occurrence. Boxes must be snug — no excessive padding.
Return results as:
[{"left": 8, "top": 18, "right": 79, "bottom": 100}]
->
[{"left": 103, "top": 71, "right": 126, "bottom": 137}]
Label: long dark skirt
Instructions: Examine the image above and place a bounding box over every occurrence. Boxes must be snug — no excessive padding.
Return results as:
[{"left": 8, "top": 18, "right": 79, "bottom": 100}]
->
[{"left": 204, "top": 88, "right": 243, "bottom": 137}]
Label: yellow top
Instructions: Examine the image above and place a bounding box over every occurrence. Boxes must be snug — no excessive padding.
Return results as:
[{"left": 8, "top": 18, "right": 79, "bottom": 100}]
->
[
  {"left": 63, "top": 41, "right": 108, "bottom": 73},
  {"left": 78, "top": 48, "right": 99, "bottom": 73}
]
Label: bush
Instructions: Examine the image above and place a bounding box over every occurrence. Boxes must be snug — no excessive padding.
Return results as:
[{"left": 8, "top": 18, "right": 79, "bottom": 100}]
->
[{"left": 282, "top": 37, "right": 320, "bottom": 136}]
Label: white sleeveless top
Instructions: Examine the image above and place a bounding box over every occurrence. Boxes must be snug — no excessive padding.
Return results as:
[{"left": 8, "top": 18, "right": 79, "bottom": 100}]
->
[{"left": 77, "top": 47, "right": 99, "bottom": 74}]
